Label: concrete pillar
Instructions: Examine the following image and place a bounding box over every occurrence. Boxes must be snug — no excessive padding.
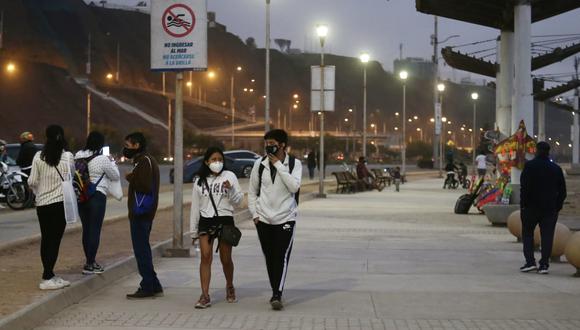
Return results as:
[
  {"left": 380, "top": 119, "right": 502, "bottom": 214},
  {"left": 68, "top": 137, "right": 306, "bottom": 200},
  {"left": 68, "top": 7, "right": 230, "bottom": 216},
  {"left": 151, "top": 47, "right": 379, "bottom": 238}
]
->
[
  {"left": 537, "top": 101, "right": 546, "bottom": 142},
  {"left": 498, "top": 31, "right": 514, "bottom": 139},
  {"left": 511, "top": 2, "right": 533, "bottom": 185},
  {"left": 574, "top": 94, "right": 579, "bottom": 165}
]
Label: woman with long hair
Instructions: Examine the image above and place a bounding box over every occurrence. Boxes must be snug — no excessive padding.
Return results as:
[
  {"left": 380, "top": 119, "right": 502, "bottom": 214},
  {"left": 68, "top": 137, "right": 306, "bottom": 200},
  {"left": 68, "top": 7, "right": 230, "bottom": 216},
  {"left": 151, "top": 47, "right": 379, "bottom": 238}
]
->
[
  {"left": 190, "top": 147, "right": 243, "bottom": 309},
  {"left": 75, "top": 131, "right": 120, "bottom": 275},
  {"left": 28, "top": 125, "right": 74, "bottom": 290}
]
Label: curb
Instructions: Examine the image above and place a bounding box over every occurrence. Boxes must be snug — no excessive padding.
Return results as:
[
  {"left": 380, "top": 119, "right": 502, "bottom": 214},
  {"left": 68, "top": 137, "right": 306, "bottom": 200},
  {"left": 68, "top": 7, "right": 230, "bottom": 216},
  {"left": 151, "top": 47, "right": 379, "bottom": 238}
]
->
[{"left": 0, "top": 191, "right": 318, "bottom": 330}]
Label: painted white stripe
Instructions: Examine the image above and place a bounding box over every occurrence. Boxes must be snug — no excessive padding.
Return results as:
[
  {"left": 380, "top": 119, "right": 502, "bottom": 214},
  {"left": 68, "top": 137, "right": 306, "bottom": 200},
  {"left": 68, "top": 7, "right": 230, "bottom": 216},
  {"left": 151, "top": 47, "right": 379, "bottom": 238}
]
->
[{"left": 278, "top": 224, "right": 295, "bottom": 292}]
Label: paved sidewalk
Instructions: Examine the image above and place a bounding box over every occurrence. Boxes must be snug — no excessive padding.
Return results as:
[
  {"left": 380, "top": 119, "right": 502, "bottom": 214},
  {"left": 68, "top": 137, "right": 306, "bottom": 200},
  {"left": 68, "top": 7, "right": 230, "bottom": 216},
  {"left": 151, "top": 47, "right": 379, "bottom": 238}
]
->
[{"left": 36, "top": 178, "right": 580, "bottom": 330}]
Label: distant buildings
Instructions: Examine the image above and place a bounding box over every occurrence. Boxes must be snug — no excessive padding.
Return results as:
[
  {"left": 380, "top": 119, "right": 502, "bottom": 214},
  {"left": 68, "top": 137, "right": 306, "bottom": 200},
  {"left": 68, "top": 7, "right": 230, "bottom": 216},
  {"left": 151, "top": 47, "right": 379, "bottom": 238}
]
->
[{"left": 393, "top": 57, "right": 435, "bottom": 80}]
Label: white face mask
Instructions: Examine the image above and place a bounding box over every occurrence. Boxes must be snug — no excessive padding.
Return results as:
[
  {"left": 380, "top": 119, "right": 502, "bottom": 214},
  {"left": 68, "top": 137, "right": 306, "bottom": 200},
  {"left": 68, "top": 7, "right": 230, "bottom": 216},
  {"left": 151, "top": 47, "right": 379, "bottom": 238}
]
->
[{"left": 209, "top": 161, "right": 223, "bottom": 174}]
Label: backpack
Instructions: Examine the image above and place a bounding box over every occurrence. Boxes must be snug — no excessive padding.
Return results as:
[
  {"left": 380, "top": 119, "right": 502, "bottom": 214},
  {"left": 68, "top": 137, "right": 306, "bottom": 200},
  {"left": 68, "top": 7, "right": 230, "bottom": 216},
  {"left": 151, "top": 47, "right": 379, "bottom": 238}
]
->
[
  {"left": 73, "top": 154, "right": 105, "bottom": 203},
  {"left": 257, "top": 155, "right": 300, "bottom": 205}
]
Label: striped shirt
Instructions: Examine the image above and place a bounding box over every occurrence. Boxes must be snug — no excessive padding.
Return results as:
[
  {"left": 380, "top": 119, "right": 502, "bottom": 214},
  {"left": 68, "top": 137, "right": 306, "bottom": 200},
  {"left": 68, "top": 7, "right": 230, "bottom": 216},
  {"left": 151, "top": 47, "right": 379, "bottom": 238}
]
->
[{"left": 28, "top": 151, "right": 75, "bottom": 206}]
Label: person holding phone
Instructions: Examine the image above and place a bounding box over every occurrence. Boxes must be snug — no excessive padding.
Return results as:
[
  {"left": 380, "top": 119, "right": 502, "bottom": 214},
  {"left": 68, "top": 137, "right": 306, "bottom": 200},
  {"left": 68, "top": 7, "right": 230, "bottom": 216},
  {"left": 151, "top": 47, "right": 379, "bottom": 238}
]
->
[
  {"left": 190, "top": 147, "right": 244, "bottom": 309},
  {"left": 75, "top": 131, "right": 120, "bottom": 275},
  {"left": 248, "top": 129, "right": 301, "bottom": 310}
]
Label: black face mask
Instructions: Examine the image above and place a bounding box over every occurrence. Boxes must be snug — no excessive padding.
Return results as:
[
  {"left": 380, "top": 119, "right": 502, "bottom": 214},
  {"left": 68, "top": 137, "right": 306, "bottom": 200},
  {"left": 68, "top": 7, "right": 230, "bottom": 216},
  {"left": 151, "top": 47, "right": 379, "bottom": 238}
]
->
[
  {"left": 265, "top": 145, "right": 279, "bottom": 155},
  {"left": 123, "top": 147, "right": 139, "bottom": 159}
]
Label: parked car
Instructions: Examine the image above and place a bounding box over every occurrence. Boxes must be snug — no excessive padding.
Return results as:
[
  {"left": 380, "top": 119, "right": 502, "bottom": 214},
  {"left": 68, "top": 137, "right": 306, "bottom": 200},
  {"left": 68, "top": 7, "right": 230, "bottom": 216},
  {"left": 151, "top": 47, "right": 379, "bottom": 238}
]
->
[
  {"left": 170, "top": 150, "right": 260, "bottom": 183},
  {"left": 5, "top": 143, "right": 43, "bottom": 168}
]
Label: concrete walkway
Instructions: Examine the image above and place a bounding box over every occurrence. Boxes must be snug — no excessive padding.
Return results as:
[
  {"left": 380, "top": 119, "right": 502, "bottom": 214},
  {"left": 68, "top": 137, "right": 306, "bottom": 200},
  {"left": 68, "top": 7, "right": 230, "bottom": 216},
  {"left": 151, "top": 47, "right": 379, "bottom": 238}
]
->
[{"left": 36, "top": 178, "right": 580, "bottom": 330}]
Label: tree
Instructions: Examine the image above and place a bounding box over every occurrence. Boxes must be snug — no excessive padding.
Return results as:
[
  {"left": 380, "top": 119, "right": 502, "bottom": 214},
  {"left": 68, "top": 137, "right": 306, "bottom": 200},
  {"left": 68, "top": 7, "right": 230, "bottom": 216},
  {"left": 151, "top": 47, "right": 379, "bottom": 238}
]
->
[
  {"left": 406, "top": 141, "right": 432, "bottom": 159},
  {"left": 274, "top": 39, "right": 292, "bottom": 53},
  {"left": 245, "top": 37, "right": 257, "bottom": 50}
]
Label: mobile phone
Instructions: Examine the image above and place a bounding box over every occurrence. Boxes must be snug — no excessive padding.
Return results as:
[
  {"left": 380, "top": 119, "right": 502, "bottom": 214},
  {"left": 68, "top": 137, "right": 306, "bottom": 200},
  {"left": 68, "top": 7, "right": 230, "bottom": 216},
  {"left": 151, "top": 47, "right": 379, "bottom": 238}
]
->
[{"left": 102, "top": 146, "right": 110, "bottom": 157}]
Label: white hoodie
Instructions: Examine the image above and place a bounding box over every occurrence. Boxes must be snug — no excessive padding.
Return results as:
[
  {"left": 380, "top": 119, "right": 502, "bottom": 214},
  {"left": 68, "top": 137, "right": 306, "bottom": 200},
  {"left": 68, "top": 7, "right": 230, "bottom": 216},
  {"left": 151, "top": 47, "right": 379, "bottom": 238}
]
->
[
  {"left": 248, "top": 154, "right": 302, "bottom": 225},
  {"left": 74, "top": 150, "right": 121, "bottom": 196},
  {"left": 190, "top": 170, "right": 244, "bottom": 235}
]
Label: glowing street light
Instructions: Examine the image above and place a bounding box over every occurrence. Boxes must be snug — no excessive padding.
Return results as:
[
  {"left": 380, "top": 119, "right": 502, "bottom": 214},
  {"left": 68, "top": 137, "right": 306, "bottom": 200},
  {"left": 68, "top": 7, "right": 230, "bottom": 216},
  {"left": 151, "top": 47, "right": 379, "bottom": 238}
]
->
[
  {"left": 437, "top": 83, "right": 445, "bottom": 92},
  {"left": 6, "top": 62, "right": 16, "bottom": 74},
  {"left": 207, "top": 71, "right": 216, "bottom": 79},
  {"left": 399, "top": 70, "right": 408, "bottom": 176},
  {"left": 106, "top": 73, "right": 114, "bottom": 80},
  {"left": 471, "top": 92, "right": 479, "bottom": 170}
]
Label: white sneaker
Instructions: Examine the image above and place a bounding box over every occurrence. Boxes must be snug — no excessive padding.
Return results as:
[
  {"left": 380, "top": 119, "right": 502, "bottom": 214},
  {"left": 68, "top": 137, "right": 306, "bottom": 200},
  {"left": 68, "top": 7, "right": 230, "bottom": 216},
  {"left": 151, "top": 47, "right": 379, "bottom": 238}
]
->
[
  {"left": 39, "top": 277, "right": 65, "bottom": 290},
  {"left": 53, "top": 276, "right": 71, "bottom": 287}
]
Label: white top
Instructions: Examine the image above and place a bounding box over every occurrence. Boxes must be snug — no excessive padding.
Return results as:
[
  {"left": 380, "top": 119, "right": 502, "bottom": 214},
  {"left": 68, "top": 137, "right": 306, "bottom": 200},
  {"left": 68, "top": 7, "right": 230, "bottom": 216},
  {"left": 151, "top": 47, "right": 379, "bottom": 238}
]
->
[
  {"left": 28, "top": 151, "right": 75, "bottom": 207},
  {"left": 74, "top": 150, "right": 121, "bottom": 196},
  {"left": 476, "top": 154, "right": 487, "bottom": 169},
  {"left": 189, "top": 170, "right": 244, "bottom": 236},
  {"left": 248, "top": 154, "right": 302, "bottom": 225}
]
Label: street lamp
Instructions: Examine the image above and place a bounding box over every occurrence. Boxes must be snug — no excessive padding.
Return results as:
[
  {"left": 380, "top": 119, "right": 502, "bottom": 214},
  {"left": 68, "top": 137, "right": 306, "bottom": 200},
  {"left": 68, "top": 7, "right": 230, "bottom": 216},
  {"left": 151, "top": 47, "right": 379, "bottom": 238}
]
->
[
  {"left": 231, "top": 66, "right": 243, "bottom": 147},
  {"left": 399, "top": 70, "right": 408, "bottom": 176},
  {"left": 5, "top": 62, "right": 16, "bottom": 74},
  {"left": 436, "top": 82, "right": 445, "bottom": 177},
  {"left": 471, "top": 92, "right": 479, "bottom": 171},
  {"left": 265, "top": 0, "right": 271, "bottom": 132},
  {"left": 360, "top": 52, "right": 370, "bottom": 158},
  {"left": 417, "top": 127, "right": 423, "bottom": 141},
  {"left": 207, "top": 71, "right": 216, "bottom": 79},
  {"left": 316, "top": 24, "right": 328, "bottom": 198},
  {"left": 106, "top": 73, "right": 114, "bottom": 80}
]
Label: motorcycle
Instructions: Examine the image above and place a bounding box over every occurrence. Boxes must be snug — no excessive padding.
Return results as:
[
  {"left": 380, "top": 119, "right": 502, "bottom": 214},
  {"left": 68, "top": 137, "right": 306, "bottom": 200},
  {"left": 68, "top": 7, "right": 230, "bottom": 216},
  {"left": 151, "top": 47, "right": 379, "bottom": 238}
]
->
[{"left": 0, "top": 161, "right": 34, "bottom": 210}]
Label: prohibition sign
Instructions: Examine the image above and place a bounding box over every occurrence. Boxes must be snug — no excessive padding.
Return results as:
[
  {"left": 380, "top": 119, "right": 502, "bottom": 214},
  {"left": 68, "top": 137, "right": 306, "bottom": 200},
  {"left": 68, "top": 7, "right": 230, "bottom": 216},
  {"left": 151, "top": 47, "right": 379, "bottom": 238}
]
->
[{"left": 162, "top": 4, "right": 196, "bottom": 38}]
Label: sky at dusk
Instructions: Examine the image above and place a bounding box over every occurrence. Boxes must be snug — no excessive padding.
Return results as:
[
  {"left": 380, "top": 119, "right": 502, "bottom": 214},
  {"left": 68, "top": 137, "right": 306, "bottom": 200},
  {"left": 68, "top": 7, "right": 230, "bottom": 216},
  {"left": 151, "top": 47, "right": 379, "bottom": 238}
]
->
[{"left": 205, "top": 0, "right": 580, "bottom": 89}]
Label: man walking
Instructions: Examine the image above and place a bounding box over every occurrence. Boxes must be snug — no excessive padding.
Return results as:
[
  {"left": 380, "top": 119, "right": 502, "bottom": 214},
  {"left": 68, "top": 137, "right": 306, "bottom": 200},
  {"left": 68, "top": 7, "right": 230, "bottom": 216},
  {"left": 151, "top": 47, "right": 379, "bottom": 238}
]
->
[
  {"left": 123, "top": 132, "right": 163, "bottom": 298},
  {"left": 307, "top": 150, "right": 316, "bottom": 180},
  {"left": 475, "top": 151, "right": 487, "bottom": 178},
  {"left": 520, "top": 141, "right": 566, "bottom": 274},
  {"left": 249, "top": 129, "right": 301, "bottom": 310}
]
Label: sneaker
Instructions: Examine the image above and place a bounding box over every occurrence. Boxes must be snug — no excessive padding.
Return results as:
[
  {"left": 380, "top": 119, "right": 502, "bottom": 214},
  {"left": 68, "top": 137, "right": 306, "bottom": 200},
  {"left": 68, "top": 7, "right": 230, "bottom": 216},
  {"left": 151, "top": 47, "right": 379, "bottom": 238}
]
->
[
  {"left": 226, "top": 286, "right": 237, "bottom": 303},
  {"left": 270, "top": 295, "right": 283, "bottom": 311},
  {"left": 92, "top": 263, "right": 105, "bottom": 274},
  {"left": 39, "top": 277, "right": 65, "bottom": 290},
  {"left": 82, "top": 264, "right": 94, "bottom": 275},
  {"left": 126, "top": 288, "right": 163, "bottom": 300},
  {"left": 520, "top": 263, "right": 537, "bottom": 273},
  {"left": 195, "top": 294, "right": 211, "bottom": 309},
  {"left": 538, "top": 265, "right": 549, "bottom": 275},
  {"left": 53, "top": 276, "right": 71, "bottom": 287}
]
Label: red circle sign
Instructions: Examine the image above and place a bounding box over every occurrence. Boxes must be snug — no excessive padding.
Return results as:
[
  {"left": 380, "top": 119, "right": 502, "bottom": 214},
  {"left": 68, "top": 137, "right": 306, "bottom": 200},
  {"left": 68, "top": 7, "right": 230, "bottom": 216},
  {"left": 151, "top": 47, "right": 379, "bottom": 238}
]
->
[{"left": 162, "top": 4, "right": 196, "bottom": 38}]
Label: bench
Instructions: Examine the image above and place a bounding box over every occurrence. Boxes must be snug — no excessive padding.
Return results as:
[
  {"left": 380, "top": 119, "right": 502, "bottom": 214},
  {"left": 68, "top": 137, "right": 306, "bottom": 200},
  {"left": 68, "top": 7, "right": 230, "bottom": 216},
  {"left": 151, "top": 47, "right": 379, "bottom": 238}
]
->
[{"left": 371, "top": 169, "right": 391, "bottom": 187}]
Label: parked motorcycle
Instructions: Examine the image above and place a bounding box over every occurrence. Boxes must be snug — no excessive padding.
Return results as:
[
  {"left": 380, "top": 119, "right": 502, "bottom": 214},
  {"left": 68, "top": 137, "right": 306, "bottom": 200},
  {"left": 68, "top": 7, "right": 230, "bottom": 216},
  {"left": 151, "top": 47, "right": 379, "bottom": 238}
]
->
[{"left": 0, "top": 161, "right": 33, "bottom": 210}]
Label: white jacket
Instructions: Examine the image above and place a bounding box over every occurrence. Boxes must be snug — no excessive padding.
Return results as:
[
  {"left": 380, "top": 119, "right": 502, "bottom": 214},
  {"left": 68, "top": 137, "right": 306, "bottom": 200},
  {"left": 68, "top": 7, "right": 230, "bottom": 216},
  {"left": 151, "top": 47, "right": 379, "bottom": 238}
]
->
[
  {"left": 248, "top": 154, "right": 302, "bottom": 225},
  {"left": 190, "top": 170, "right": 244, "bottom": 235},
  {"left": 74, "top": 150, "right": 120, "bottom": 196}
]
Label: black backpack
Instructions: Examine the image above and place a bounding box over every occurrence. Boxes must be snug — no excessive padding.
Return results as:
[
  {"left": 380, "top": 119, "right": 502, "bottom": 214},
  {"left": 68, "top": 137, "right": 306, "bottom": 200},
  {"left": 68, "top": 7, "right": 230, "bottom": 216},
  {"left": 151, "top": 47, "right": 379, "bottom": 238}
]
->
[{"left": 257, "top": 155, "right": 300, "bottom": 205}]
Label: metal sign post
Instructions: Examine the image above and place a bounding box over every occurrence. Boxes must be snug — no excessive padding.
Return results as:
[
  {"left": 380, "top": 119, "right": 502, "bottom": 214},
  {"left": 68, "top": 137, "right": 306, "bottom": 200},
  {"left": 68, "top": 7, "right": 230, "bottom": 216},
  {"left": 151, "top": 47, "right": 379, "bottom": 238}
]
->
[{"left": 151, "top": 0, "right": 207, "bottom": 257}]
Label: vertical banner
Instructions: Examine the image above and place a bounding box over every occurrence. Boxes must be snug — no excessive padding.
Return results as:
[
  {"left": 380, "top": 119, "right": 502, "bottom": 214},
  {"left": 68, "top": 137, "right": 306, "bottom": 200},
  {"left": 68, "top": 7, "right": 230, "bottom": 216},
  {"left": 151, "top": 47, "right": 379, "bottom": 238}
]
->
[
  {"left": 310, "top": 65, "right": 336, "bottom": 112},
  {"left": 151, "top": 0, "right": 207, "bottom": 71},
  {"left": 435, "top": 102, "right": 442, "bottom": 135}
]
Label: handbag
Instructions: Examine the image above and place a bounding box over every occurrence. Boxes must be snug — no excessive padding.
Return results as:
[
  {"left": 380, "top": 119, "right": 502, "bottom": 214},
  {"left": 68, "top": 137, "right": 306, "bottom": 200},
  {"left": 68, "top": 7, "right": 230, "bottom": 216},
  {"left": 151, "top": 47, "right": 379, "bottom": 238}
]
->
[
  {"left": 133, "top": 156, "right": 156, "bottom": 216},
  {"left": 204, "top": 179, "right": 241, "bottom": 247},
  {"left": 56, "top": 166, "right": 80, "bottom": 224}
]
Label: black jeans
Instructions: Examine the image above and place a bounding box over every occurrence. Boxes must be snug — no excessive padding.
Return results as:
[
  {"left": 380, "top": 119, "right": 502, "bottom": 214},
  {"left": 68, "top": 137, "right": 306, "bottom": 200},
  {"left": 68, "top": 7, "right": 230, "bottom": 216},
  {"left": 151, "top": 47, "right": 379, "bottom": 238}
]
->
[
  {"left": 36, "top": 202, "right": 67, "bottom": 280},
  {"left": 130, "top": 218, "right": 162, "bottom": 292},
  {"left": 255, "top": 221, "right": 295, "bottom": 297},
  {"left": 308, "top": 166, "right": 315, "bottom": 180},
  {"left": 79, "top": 192, "right": 107, "bottom": 265},
  {"left": 521, "top": 208, "right": 558, "bottom": 267}
]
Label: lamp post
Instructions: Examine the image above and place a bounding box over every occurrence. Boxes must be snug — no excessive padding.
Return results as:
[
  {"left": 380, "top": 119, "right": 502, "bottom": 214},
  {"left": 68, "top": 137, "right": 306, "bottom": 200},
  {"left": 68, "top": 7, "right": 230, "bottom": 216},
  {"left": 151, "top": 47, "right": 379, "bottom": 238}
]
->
[
  {"left": 360, "top": 52, "right": 370, "bottom": 158},
  {"left": 316, "top": 24, "right": 328, "bottom": 198},
  {"left": 437, "top": 82, "right": 445, "bottom": 177},
  {"left": 289, "top": 94, "right": 299, "bottom": 130},
  {"left": 265, "top": 0, "right": 271, "bottom": 132},
  {"left": 231, "top": 66, "right": 242, "bottom": 147},
  {"left": 399, "top": 70, "right": 408, "bottom": 176},
  {"left": 471, "top": 92, "right": 479, "bottom": 172}
]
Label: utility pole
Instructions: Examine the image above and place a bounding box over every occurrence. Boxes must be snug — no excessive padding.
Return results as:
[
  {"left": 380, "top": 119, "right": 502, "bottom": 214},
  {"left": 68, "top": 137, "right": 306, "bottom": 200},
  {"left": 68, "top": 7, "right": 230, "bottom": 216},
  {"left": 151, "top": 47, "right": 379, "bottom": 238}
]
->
[
  {"left": 115, "top": 42, "right": 120, "bottom": 83},
  {"left": 432, "top": 16, "right": 442, "bottom": 177},
  {"left": 0, "top": 10, "right": 4, "bottom": 50},
  {"left": 86, "top": 33, "right": 92, "bottom": 136},
  {"left": 265, "top": 0, "right": 271, "bottom": 132}
]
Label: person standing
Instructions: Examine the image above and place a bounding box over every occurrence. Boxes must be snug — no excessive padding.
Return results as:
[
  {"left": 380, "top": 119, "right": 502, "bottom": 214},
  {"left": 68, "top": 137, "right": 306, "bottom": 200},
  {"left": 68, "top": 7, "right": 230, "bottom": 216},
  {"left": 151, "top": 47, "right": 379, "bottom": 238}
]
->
[
  {"left": 123, "top": 132, "right": 163, "bottom": 299},
  {"left": 307, "top": 150, "right": 316, "bottom": 180},
  {"left": 190, "top": 147, "right": 244, "bottom": 309},
  {"left": 75, "top": 131, "right": 120, "bottom": 275},
  {"left": 17, "top": 131, "right": 38, "bottom": 177},
  {"left": 27, "top": 125, "right": 73, "bottom": 290},
  {"left": 520, "top": 141, "right": 566, "bottom": 274},
  {"left": 249, "top": 129, "right": 301, "bottom": 310},
  {"left": 475, "top": 151, "right": 487, "bottom": 178},
  {"left": 392, "top": 167, "right": 402, "bottom": 192}
]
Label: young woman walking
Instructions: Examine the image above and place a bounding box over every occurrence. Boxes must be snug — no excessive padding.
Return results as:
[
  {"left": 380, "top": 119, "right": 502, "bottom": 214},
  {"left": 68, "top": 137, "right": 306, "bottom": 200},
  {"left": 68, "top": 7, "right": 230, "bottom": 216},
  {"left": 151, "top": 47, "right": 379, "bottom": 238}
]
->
[
  {"left": 28, "top": 125, "right": 74, "bottom": 290},
  {"left": 190, "top": 147, "right": 244, "bottom": 308}
]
